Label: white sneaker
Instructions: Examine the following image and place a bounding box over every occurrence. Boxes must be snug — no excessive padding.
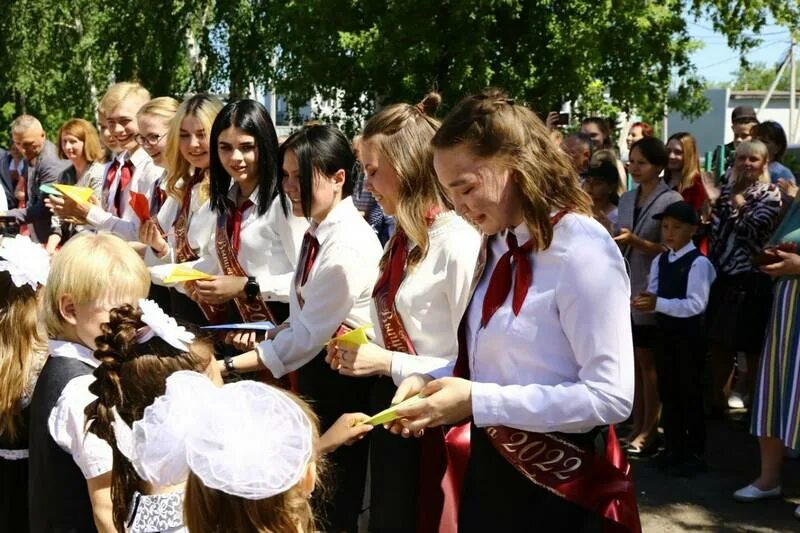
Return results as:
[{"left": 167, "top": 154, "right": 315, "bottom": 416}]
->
[
  {"left": 728, "top": 392, "right": 745, "bottom": 409},
  {"left": 733, "top": 483, "right": 782, "bottom": 502}
]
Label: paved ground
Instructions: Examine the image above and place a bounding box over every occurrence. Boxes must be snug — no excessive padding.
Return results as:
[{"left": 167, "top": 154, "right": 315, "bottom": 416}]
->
[{"left": 633, "top": 410, "right": 800, "bottom": 532}]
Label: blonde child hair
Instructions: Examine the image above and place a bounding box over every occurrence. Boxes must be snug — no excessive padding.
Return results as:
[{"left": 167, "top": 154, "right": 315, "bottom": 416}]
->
[
  {"left": 42, "top": 233, "right": 150, "bottom": 339},
  {"left": 98, "top": 82, "right": 151, "bottom": 116}
]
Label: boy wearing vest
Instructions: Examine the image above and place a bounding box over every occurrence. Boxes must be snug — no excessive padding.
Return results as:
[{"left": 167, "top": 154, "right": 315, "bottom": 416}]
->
[
  {"left": 632, "top": 201, "right": 716, "bottom": 476},
  {"left": 28, "top": 233, "right": 149, "bottom": 532}
]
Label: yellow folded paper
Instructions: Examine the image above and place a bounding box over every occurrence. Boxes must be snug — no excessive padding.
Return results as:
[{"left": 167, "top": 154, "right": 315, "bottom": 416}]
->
[
  {"left": 53, "top": 184, "right": 94, "bottom": 203},
  {"left": 364, "top": 394, "right": 425, "bottom": 426},
  {"left": 163, "top": 265, "right": 213, "bottom": 283},
  {"left": 333, "top": 324, "right": 373, "bottom": 346}
]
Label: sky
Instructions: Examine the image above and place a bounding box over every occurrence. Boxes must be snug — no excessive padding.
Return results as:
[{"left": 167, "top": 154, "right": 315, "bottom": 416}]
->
[{"left": 687, "top": 17, "right": 793, "bottom": 84}]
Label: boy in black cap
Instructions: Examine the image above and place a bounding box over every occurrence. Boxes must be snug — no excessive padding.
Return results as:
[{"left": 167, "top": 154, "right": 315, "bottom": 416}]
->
[
  {"left": 632, "top": 201, "right": 717, "bottom": 475},
  {"left": 714, "top": 105, "right": 759, "bottom": 182}
]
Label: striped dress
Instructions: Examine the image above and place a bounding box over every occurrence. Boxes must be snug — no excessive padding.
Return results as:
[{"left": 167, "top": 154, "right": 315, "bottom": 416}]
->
[{"left": 751, "top": 197, "right": 800, "bottom": 449}]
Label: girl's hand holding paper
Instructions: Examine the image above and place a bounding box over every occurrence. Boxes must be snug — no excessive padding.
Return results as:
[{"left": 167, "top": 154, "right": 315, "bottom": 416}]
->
[
  {"left": 194, "top": 275, "right": 247, "bottom": 305},
  {"left": 318, "top": 413, "right": 373, "bottom": 454},
  {"left": 388, "top": 376, "right": 473, "bottom": 438},
  {"left": 329, "top": 340, "right": 392, "bottom": 377}
]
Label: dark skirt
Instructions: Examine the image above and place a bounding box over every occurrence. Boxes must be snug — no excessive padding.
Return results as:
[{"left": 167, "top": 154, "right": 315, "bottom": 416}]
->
[
  {"left": 367, "top": 376, "right": 422, "bottom": 533},
  {"left": 297, "top": 350, "right": 375, "bottom": 532},
  {"left": 707, "top": 272, "right": 773, "bottom": 354},
  {"left": 0, "top": 452, "right": 29, "bottom": 532},
  {"left": 459, "top": 424, "right": 603, "bottom": 533}
]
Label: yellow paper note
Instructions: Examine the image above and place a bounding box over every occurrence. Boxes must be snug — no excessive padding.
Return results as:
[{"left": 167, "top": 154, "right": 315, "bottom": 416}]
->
[
  {"left": 333, "top": 324, "right": 373, "bottom": 346},
  {"left": 163, "top": 265, "right": 213, "bottom": 283},
  {"left": 364, "top": 394, "right": 425, "bottom": 426},
  {"left": 53, "top": 184, "right": 94, "bottom": 203}
]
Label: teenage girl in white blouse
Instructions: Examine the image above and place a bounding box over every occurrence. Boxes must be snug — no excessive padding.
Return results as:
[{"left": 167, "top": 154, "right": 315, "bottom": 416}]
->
[
  {"left": 221, "top": 124, "right": 383, "bottom": 531},
  {"left": 327, "top": 93, "right": 480, "bottom": 533},
  {"left": 390, "top": 90, "right": 636, "bottom": 532}
]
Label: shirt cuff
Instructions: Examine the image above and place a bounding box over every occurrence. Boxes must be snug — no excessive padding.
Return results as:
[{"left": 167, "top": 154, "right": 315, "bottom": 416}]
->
[
  {"left": 390, "top": 352, "right": 406, "bottom": 385},
  {"left": 428, "top": 360, "right": 455, "bottom": 380},
  {"left": 471, "top": 382, "right": 505, "bottom": 427},
  {"left": 256, "top": 340, "right": 286, "bottom": 378},
  {"left": 85, "top": 205, "right": 111, "bottom": 228},
  {"left": 655, "top": 297, "right": 670, "bottom": 314}
]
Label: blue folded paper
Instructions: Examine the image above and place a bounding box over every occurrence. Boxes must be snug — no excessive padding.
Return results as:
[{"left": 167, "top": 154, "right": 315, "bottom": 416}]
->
[{"left": 201, "top": 321, "right": 275, "bottom": 331}]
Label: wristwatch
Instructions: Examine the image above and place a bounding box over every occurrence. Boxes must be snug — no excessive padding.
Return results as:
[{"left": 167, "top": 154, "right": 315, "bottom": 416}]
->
[
  {"left": 244, "top": 276, "right": 260, "bottom": 301},
  {"left": 224, "top": 356, "right": 236, "bottom": 374}
]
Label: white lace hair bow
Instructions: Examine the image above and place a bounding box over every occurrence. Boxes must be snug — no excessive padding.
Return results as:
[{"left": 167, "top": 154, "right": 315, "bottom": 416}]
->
[
  {"left": 112, "top": 370, "right": 314, "bottom": 500},
  {"left": 136, "top": 298, "right": 195, "bottom": 351},
  {"left": 0, "top": 235, "right": 50, "bottom": 289}
]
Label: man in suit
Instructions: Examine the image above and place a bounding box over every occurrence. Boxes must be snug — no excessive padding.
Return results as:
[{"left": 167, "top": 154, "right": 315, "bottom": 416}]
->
[{"left": 1, "top": 115, "right": 68, "bottom": 242}]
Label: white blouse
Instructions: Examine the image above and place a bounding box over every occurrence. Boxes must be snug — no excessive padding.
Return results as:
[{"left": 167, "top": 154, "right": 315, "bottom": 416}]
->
[
  {"left": 143, "top": 179, "right": 215, "bottom": 273},
  {"left": 85, "top": 147, "right": 163, "bottom": 241},
  {"left": 434, "top": 213, "right": 635, "bottom": 434},
  {"left": 190, "top": 187, "right": 309, "bottom": 302},
  {"left": 372, "top": 211, "right": 481, "bottom": 385},
  {"left": 257, "top": 197, "right": 383, "bottom": 377},
  {"left": 47, "top": 340, "right": 113, "bottom": 479}
]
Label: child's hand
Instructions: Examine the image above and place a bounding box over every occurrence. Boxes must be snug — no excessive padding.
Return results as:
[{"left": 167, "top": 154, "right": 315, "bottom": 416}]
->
[
  {"left": 631, "top": 292, "right": 656, "bottom": 312},
  {"left": 318, "top": 413, "right": 373, "bottom": 454},
  {"left": 613, "top": 227, "right": 636, "bottom": 245}
]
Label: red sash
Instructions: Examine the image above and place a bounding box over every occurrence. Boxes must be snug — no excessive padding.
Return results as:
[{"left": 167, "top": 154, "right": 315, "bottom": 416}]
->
[
  {"left": 454, "top": 218, "right": 641, "bottom": 533},
  {"left": 173, "top": 180, "right": 228, "bottom": 324},
  {"left": 372, "top": 227, "right": 450, "bottom": 533},
  {"left": 214, "top": 212, "right": 276, "bottom": 325}
]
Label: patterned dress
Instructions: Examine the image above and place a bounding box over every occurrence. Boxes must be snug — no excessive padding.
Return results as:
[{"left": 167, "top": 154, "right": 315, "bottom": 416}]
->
[
  {"left": 127, "top": 490, "right": 186, "bottom": 533},
  {"left": 751, "top": 196, "right": 800, "bottom": 449}
]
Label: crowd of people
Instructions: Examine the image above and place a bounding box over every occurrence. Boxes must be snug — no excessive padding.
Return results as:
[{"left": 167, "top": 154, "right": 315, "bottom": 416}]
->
[{"left": 0, "top": 80, "right": 799, "bottom": 533}]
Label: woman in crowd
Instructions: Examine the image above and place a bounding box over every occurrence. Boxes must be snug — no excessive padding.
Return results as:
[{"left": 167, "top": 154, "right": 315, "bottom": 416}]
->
[
  {"left": 665, "top": 132, "right": 709, "bottom": 214},
  {"left": 327, "top": 93, "right": 481, "bottom": 532},
  {"left": 389, "top": 89, "right": 638, "bottom": 532},
  {"left": 733, "top": 180, "right": 800, "bottom": 520},
  {"left": 138, "top": 94, "right": 223, "bottom": 324},
  {"left": 0, "top": 235, "right": 49, "bottom": 532},
  {"left": 616, "top": 137, "right": 683, "bottom": 454},
  {"left": 222, "top": 123, "right": 382, "bottom": 531},
  {"left": 45, "top": 118, "right": 106, "bottom": 253},
  {"left": 707, "top": 140, "right": 781, "bottom": 415},
  {"left": 627, "top": 122, "right": 654, "bottom": 151},
  {"left": 583, "top": 159, "right": 620, "bottom": 235},
  {"left": 187, "top": 100, "right": 308, "bottom": 329}
]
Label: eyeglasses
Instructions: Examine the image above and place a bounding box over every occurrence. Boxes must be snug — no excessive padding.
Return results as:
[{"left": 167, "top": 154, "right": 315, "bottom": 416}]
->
[{"left": 135, "top": 133, "right": 167, "bottom": 147}]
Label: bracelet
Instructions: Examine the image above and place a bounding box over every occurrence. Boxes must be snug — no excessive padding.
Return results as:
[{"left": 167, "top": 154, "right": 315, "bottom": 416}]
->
[{"left": 224, "top": 356, "right": 236, "bottom": 374}]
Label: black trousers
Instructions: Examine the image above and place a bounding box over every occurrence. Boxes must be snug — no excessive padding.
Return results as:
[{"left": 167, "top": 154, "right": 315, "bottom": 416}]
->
[
  {"left": 367, "top": 376, "right": 421, "bottom": 533},
  {"left": 459, "top": 424, "right": 602, "bottom": 533},
  {"left": 297, "top": 350, "right": 375, "bottom": 532},
  {"left": 654, "top": 318, "right": 706, "bottom": 457}
]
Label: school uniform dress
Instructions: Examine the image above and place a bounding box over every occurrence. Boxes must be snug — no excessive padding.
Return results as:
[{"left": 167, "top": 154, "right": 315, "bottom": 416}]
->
[
  {"left": 0, "top": 352, "right": 45, "bottom": 532},
  {"left": 367, "top": 211, "right": 480, "bottom": 533},
  {"left": 145, "top": 174, "right": 216, "bottom": 325},
  {"left": 28, "top": 340, "right": 113, "bottom": 533},
  {"left": 752, "top": 197, "right": 800, "bottom": 450},
  {"left": 85, "top": 147, "right": 163, "bottom": 241},
  {"left": 617, "top": 182, "right": 683, "bottom": 348},
  {"left": 191, "top": 186, "right": 308, "bottom": 326},
  {"left": 256, "top": 196, "right": 382, "bottom": 531},
  {"left": 646, "top": 243, "right": 716, "bottom": 461},
  {"left": 707, "top": 181, "right": 781, "bottom": 353},
  {"left": 126, "top": 490, "right": 186, "bottom": 533},
  {"left": 432, "top": 213, "right": 636, "bottom": 532}
]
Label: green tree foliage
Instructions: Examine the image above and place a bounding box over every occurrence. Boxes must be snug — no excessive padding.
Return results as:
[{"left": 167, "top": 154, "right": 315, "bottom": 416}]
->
[
  {"left": 0, "top": 0, "right": 795, "bottom": 144},
  {"left": 726, "top": 61, "right": 799, "bottom": 91}
]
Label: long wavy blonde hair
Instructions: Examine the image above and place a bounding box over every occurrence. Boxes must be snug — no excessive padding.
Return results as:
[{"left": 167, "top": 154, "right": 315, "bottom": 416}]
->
[
  {"left": 432, "top": 88, "right": 592, "bottom": 250},
  {"left": 362, "top": 92, "right": 449, "bottom": 269},
  {"left": 164, "top": 94, "right": 223, "bottom": 202},
  {"left": 0, "top": 275, "right": 46, "bottom": 442}
]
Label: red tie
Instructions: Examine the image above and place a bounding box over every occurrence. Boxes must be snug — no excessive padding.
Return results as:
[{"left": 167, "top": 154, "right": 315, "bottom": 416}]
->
[
  {"left": 227, "top": 199, "right": 253, "bottom": 255},
  {"left": 372, "top": 228, "right": 408, "bottom": 300},
  {"left": 104, "top": 159, "right": 133, "bottom": 216},
  {"left": 298, "top": 230, "right": 320, "bottom": 287},
  {"left": 481, "top": 209, "right": 570, "bottom": 328}
]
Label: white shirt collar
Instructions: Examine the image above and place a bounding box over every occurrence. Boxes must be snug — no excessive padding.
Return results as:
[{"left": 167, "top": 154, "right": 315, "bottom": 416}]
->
[
  {"left": 226, "top": 183, "right": 260, "bottom": 206},
  {"left": 312, "top": 197, "right": 358, "bottom": 245},
  {"left": 667, "top": 241, "right": 696, "bottom": 260},
  {"left": 128, "top": 146, "right": 151, "bottom": 168},
  {"left": 48, "top": 339, "right": 99, "bottom": 368}
]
